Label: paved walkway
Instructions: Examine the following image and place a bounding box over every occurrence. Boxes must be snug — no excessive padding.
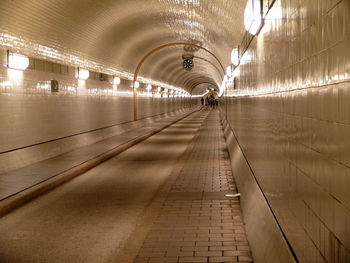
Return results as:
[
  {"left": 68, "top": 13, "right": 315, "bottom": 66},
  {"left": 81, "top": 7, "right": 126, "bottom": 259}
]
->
[
  {"left": 134, "top": 110, "right": 253, "bottom": 263},
  {"left": 0, "top": 108, "right": 195, "bottom": 215},
  {"left": 0, "top": 109, "right": 253, "bottom": 263},
  {"left": 0, "top": 110, "right": 205, "bottom": 263}
]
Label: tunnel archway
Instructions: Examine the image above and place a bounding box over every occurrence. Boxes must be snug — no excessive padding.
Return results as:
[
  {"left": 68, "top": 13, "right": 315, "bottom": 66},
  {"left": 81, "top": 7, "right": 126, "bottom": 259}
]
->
[
  {"left": 190, "top": 82, "right": 218, "bottom": 94},
  {"left": 132, "top": 42, "right": 225, "bottom": 120}
]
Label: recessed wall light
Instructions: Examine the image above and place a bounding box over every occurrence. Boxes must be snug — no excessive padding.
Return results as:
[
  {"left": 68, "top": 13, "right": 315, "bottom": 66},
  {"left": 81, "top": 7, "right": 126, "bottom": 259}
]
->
[
  {"left": 113, "top": 76, "right": 121, "bottom": 85},
  {"left": 7, "top": 51, "right": 29, "bottom": 70},
  {"left": 76, "top": 68, "right": 90, "bottom": 80},
  {"left": 133, "top": 81, "right": 140, "bottom": 88}
]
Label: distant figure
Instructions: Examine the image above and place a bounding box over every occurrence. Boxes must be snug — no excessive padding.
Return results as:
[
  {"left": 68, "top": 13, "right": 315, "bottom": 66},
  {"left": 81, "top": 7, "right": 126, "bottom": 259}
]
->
[
  {"left": 201, "top": 97, "right": 204, "bottom": 106},
  {"left": 213, "top": 99, "right": 218, "bottom": 108}
]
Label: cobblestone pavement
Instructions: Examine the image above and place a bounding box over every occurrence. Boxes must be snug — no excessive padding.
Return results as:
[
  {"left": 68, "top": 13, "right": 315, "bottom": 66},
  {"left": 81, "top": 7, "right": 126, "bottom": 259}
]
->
[{"left": 134, "top": 110, "right": 253, "bottom": 263}]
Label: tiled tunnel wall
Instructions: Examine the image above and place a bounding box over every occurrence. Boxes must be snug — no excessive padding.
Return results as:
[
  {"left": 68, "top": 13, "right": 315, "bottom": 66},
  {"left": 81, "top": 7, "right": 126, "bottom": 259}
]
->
[
  {"left": 0, "top": 49, "right": 198, "bottom": 173},
  {"left": 223, "top": 0, "right": 350, "bottom": 262}
]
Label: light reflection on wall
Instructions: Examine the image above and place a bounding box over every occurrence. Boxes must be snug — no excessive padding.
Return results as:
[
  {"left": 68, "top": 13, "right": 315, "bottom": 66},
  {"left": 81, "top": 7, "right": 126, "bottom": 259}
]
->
[
  {"left": 77, "top": 79, "right": 86, "bottom": 91},
  {"left": 36, "top": 81, "right": 51, "bottom": 91},
  {"left": 260, "top": 0, "right": 282, "bottom": 35},
  {"left": 7, "top": 68, "right": 23, "bottom": 81},
  {"left": 226, "top": 0, "right": 349, "bottom": 98},
  {"left": 0, "top": 32, "right": 190, "bottom": 97}
]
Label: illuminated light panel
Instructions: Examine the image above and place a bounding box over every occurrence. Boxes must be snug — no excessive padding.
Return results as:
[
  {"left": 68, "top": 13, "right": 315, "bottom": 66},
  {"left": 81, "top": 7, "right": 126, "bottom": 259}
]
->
[
  {"left": 76, "top": 68, "right": 90, "bottom": 80},
  {"left": 244, "top": 0, "right": 262, "bottom": 35},
  {"left": 7, "top": 52, "right": 29, "bottom": 70},
  {"left": 226, "top": 66, "right": 232, "bottom": 77},
  {"left": 133, "top": 81, "right": 140, "bottom": 88},
  {"left": 113, "top": 76, "right": 121, "bottom": 85},
  {"left": 219, "top": 84, "right": 225, "bottom": 96},
  {"left": 146, "top": 84, "right": 152, "bottom": 90},
  {"left": 231, "top": 48, "right": 239, "bottom": 66},
  {"left": 157, "top": 87, "right": 162, "bottom": 92}
]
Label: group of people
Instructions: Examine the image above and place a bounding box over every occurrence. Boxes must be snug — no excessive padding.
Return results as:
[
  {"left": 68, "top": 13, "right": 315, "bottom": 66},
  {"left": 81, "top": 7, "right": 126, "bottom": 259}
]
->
[{"left": 201, "top": 95, "right": 219, "bottom": 108}]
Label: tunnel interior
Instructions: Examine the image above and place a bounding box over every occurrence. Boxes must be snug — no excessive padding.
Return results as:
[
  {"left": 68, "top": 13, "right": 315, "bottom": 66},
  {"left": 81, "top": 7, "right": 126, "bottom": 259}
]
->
[{"left": 0, "top": 1, "right": 349, "bottom": 263}]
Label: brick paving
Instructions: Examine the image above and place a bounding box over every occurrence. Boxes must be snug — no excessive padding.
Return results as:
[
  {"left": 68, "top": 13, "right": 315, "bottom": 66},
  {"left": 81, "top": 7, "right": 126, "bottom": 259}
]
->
[{"left": 134, "top": 110, "right": 253, "bottom": 263}]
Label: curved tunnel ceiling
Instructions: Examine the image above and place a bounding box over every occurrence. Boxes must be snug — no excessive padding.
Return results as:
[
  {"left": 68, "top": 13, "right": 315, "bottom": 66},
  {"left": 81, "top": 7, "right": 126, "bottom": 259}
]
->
[{"left": 0, "top": 0, "right": 246, "bottom": 94}]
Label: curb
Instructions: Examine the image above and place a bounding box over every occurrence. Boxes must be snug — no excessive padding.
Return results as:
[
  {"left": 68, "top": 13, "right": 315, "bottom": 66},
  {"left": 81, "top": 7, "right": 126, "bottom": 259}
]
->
[{"left": 0, "top": 108, "right": 200, "bottom": 217}]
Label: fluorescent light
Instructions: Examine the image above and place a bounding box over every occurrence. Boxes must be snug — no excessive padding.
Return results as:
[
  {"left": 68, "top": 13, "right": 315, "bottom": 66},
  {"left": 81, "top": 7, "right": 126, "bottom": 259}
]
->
[
  {"left": 133, "top": 81, "right": 140, "bottom": 88},
  {"left": 7, "top": 52, "right": 29, "bottom": 70},
  {"left": 244, "top": 0, "right": 262, "bottom": 35},
  {"left": 226, "top": 66, "right": 232, "bottom": 77},
  {"left": 146, "top": 84, "right": 152, "bottom": 90},
  {"left": 77, "top": 68, "right": 89, "bottom": 80},
  {"left": 157, "top": 87, "right": 161, "bottom": 92},
  {"left": 219, "top": 81, "right": 226, "bottom": 97},
  {"left": 113, "top": 76, "right": 121, "bottom": 85},
  {"left": 231, "top": 48, "right": 239, "bottom": 66}
]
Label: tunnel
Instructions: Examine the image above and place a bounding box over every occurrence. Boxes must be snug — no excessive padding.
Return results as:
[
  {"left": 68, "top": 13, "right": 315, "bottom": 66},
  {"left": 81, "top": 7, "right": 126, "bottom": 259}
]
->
[{"left": 0, "top": 0, "right": 349, "bottom": 262}]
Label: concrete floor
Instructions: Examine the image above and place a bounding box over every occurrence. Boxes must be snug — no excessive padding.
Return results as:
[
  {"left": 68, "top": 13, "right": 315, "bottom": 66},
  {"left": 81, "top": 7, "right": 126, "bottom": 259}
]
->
[{"left": 0, "top": 111, "right": 205, "bottom": 263}]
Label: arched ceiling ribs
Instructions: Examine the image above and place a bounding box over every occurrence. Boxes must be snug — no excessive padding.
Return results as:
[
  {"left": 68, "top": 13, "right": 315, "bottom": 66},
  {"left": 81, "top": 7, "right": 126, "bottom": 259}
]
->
[
  {"left": 163, "top": 57, "right": 221, "bottom": 86},
  {"left": 190, "top": 82, "right": 218, "bottom": 94},
  {"left": 133, "top": 42, "right": 225, "bottom": 88},
  {"left": 182, "top": 74, "right": 211, "bottom": 87},
  {"left": 170, "top": 66, "right": 216, "bottom": 87},
  {"left": 0, "top": 1, "right": 246, "bottom": 90},
  {"left": 192, "top": 56, "right": 222, "bottom": 79}
]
